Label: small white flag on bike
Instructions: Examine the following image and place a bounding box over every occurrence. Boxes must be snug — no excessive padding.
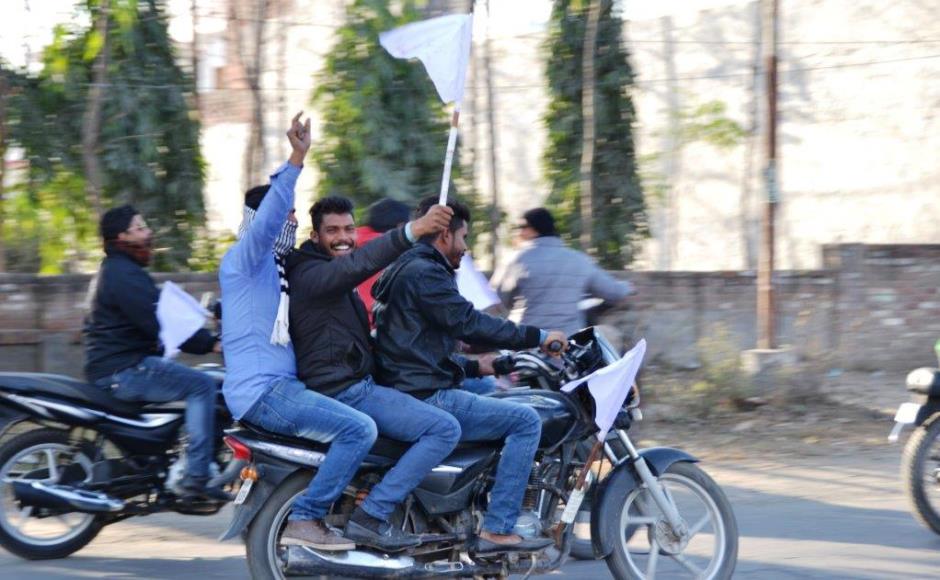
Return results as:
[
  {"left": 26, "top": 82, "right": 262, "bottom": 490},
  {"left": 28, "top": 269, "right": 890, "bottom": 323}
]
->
[
  {"left": 562, "top": 339, "right": 647, "bottom": 440},
  {"left": 379, "top": 13, "right": 472, "bottom": 104}
]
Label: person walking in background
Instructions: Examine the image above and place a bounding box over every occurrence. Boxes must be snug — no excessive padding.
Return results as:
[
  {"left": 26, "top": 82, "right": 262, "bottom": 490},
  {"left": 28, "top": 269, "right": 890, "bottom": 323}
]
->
[
  {"left": 493, "top": 208, "right": 634, "bottom": 336},
  {"left": 356, "top": 198, "right": 412, "bottom": 326}
]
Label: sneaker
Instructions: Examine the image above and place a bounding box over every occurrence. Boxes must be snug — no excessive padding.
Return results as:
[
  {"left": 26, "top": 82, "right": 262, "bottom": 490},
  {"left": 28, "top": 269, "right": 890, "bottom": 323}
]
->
[
  {"left": 281, "top": 520, "right": 355, "bottom": 551},
  {"left": 179, "top": 476, "right": 233, "bottom": 503},
  {"left": 344, "top": 506, "right": 422, "bottom": 551}
]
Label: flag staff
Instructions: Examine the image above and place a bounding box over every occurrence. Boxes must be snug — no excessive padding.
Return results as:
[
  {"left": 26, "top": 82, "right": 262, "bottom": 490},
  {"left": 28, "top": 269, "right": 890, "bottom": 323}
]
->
[{"left": 439, "top": 105, "right": 461, "bottom": 204}]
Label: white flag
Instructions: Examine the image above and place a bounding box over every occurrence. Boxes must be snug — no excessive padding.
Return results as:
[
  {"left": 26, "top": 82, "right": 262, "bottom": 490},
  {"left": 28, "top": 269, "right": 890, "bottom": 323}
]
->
[
  {"left": 157, "top": 281, "right": 211, "bottom": 359},
  {"left": 562, "top": 339, "right": 647, "bottom": 440},
  {"left": 379, "top": 13, "right": 473, "bottom": 104},
  {"left": 456, "top": 255, "right": 501, "bottom": 310}
]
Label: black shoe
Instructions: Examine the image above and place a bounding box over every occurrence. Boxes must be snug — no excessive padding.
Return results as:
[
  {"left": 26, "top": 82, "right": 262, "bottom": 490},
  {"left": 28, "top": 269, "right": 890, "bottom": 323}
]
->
[
  {"left": 344, "top": 506, "right": 422, "bottom": 552},
  {"left": 473, "top": 535, "right": 554, "bottom": 555},
  {"left": 179, "top": 476, "right": 233, "bottom": 503}
]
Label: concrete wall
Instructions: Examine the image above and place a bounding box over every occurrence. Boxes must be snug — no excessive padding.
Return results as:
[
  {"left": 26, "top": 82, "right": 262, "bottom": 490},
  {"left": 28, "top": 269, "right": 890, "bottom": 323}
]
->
[{"left": 0, "top": 244, "right": 936, "bottom": 377}]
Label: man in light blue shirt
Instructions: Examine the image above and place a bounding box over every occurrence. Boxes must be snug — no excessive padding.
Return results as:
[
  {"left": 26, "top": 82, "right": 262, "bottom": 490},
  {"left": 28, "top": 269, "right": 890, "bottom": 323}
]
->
[{"left": 220, "top": 113, "right": 372, "bottom": 551}]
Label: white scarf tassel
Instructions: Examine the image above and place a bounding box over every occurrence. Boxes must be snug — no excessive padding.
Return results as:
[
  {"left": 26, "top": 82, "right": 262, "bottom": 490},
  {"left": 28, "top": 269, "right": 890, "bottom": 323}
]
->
[{"left": 271, "top": 293, "right": 291, "bottom": 346}]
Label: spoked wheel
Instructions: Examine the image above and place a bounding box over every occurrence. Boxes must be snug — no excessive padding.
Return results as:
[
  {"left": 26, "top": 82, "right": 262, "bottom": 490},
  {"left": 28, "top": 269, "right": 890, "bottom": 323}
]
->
[
  {"left": 0, "top": 428, "right": 103, "bottom": 560},
  {"left": 902, "top": 418, "right": 940, "bottom": 534},
  {"left": 605, "top": 462, "right": 738, "bottom": 580}
]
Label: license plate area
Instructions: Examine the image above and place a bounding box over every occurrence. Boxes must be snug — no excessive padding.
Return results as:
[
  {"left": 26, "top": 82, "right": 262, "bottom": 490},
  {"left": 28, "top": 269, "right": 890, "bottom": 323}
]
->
[
  {"left": 233, "top": 477, "right": 254, "bottom": 505},
  {"left": 894, "top": 402, "right": 921, "bottom": 425}
]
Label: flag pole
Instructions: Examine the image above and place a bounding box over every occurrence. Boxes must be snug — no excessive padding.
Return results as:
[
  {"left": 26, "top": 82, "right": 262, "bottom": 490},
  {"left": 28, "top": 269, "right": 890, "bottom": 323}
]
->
[{"left": 438, "top": 104, "right": 461, "bottom": 205}]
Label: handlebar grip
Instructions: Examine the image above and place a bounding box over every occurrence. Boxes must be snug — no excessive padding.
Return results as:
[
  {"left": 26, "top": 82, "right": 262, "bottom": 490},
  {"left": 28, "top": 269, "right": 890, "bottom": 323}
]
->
[
  {"left": 547, "top": 340, "right": 564, "bottom": 354},
  {"left": 492, "top": 355, "right": 516, "bottom": 376}
]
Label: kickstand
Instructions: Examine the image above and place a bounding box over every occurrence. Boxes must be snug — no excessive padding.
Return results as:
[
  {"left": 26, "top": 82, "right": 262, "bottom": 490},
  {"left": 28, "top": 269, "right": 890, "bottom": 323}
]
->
[{"left": 520, "top": 554, "right": 537, "bottom": 580}]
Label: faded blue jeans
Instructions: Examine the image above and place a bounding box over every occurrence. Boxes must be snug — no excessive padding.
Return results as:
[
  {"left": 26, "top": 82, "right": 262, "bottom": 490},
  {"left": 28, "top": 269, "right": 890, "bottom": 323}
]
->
[
  {"left": 424, "top": 389, "right": 542, "bottom": 534},
  {"left": 98, "top": 356, "right": 217, "bottom": 480},
  {"left": 242, "top": 378, "right": 377, "bottom": 521},
  {"left": 335, "top": 376, "right": 461, "bottom": 521}
]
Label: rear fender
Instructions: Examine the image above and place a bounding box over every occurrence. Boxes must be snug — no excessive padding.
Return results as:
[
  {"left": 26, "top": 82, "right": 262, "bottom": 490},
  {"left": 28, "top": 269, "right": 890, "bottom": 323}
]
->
[
  {"left": 0, "top": 404, "right": 30, "bottom": 439},
  {"left": 218, "top": 460, "right": 299, "bottom": 541},
  {"left": 590, "top": 447, "right": 698, "bottom": 559},
  {"left": 914, "top": 401, "right": 940, "bottom": 427}
]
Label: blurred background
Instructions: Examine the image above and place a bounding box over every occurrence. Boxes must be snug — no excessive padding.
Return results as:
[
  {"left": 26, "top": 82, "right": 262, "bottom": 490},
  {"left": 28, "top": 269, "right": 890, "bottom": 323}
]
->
[{"left": 0, "top": 0, "right": 938, "bottom": 378}]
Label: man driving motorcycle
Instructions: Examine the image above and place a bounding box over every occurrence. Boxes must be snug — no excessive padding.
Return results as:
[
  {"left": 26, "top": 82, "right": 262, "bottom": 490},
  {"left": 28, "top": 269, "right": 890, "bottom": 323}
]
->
[
  {"left": 285, "top": 195, "right": 461, "bottom": 551},
  {"left": 372, "top": 196, "right": 567, "bottom": 554},
  {"left": 220, "top": 113, "right": 375, "bottom": 551},
  {"left": 85, "top": 205, "right": 227, "bottom": 502}
]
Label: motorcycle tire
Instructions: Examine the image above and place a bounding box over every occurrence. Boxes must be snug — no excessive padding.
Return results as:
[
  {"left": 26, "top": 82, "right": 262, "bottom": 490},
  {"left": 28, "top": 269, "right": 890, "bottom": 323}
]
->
[
  {"left": 245, "top": 471, "right": 312, "bottom": 580},
  {"left": 0, "top": 428, "right": 104, "bottom": 560},
  {"left": 901, "top": 417, "right": 940, "bottom": 534},
  {"left": 604, "top": 462, "right": 738, "bottom": 580}
]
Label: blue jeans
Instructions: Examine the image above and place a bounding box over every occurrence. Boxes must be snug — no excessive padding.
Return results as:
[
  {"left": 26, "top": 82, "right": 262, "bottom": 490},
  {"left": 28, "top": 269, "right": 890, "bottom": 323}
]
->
[
  {"left": 98, "top": 356, "right": 217, "bottom": 480},
  {"left": 335, "top": 377, "right": 461, "bottom": 520},
  {"left": 424, "top": 389, "right": 541, "bottom": 534},
  {"left": 461, "top": 377, "right": 499, "bottom": 395},
  {"left": 243, "top": 378, "right": 377, "bottom": 521}
]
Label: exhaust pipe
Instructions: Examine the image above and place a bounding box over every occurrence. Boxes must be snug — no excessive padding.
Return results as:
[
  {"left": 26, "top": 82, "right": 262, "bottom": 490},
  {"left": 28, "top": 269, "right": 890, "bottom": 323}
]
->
[
  {"left": 12, "top": 480, "right": 125, "bottom": 513},
  {"left": 283, "top": 546, "right": 501, "bottom": 578}
]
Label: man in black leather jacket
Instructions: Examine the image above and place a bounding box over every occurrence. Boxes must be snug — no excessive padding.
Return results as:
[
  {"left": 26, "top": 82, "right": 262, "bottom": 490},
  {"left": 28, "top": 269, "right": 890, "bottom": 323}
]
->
[
  {"left": 84, "top": 205, "right": 227, "bottom": 501},
  {"left": 372, "top": 197, "right": 567, "bottom": 554},
  {"left": 286, "top": 196, "right": 461, "bottom": 551}
]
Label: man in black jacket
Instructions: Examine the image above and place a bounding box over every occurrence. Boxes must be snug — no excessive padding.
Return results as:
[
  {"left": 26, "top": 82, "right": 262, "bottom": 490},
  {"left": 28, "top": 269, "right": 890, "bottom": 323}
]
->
[
  {"left": 85, "top": 205, "right": 227, "bottom": 501},
  {"left": 287, "top": 196, "right": 461, "bottom": 551},
  {"left": 372, "top": 197, "right": 567, "bottom": 554}
]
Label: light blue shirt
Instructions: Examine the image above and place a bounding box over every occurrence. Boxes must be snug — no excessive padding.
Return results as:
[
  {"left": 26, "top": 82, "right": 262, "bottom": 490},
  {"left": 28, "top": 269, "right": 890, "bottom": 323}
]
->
[{"left": 219, "top": 162, "right": 301, "bottom": 419}]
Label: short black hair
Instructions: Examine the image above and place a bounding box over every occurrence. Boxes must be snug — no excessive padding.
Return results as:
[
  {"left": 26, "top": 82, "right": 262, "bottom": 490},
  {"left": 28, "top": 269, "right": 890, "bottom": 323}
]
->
[
  {"left": 415, "top": 196, "right": 471, "bottom": 242},
  {"left": 244, "top": 185, "right": 271, "bottom": 210},
  {"left": 522, "top": 207, "right": 557, "bottom": 237},
  {"left": 100, "top": 204, "right": 138, "bottom": 241},
  {"left": 367, "top": 198, "right": 411, "bottom": 233},
  {"left": 310, "top": 196, "right": 355, "bottom": 232}
]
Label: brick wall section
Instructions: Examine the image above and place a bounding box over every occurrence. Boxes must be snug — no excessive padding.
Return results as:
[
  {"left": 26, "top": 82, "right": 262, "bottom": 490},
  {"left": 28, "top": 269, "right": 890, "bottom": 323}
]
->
[{"left": 0, "top": 244, "right": 937, "bottom": 376}]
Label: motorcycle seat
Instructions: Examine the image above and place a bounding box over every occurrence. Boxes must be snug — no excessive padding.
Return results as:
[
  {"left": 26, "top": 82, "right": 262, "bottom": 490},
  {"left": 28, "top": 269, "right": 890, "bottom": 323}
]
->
[
  {"left": 0, "top": 372, "right": 142, "bottom": 417},
  {"left": 237, "top": 419, "right": 498, "bottom": 462}
]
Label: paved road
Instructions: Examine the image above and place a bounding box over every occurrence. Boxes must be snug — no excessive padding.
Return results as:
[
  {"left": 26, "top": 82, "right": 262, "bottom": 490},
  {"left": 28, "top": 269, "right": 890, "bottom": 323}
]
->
[{"left": 2, "top": 446, "right": 939, "bottom": 579}]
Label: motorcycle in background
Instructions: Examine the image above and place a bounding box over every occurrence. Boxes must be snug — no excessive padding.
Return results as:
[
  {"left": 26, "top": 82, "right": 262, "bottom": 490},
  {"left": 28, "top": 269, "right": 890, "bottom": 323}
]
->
[{"left": 892, "top": 339, "right": 940, "bottom": 534}]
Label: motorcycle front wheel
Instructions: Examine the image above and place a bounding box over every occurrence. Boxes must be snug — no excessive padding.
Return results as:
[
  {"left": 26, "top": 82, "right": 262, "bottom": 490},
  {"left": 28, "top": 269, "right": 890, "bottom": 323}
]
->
[
  {"left": 901, "top": 417, "right": 940, "bottom": 534},
  {"left": 604, "top": 462, "right": 738, "bottom": 580}
]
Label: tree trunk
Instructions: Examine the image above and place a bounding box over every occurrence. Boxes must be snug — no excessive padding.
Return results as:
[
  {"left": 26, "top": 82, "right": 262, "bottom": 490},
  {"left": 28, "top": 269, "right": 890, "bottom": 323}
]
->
[
  {"left": 191, "top": 0, "right": 200, "bottom": 113},
  {"left": 0, "top": 68, "right": 7, "bottom": 272},
  {"left": 81, "top": 0, "right": 109, "bottom": 220},
  {"left": 232, "top": 0, "right": 269, "bottom": 190},
  {"left": 483, "top": 0, "right": 500, "bottom": 269},
  {"left": 578, "top": 0, "right": 601, "bottom": 252}
]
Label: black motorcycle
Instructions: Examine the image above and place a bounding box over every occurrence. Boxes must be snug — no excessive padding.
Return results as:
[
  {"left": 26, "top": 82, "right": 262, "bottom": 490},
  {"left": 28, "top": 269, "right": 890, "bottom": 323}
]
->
[
  {"left": 222, "top": 328, "right": 739, "bottom": 579},
  {"left": 0, "top": 363, "right": 242, "bottom": 560}
]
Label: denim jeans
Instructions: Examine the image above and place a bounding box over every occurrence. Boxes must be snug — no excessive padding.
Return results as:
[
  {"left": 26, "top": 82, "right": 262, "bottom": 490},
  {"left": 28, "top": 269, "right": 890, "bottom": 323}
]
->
[
  {"left": 335, "top": 376, "right": 461, "bottom": 521},
  {"left": 461, "top": 377, "right": 499, "bottom": 395},
  {"left": 97, "top": 356, "right": 217, "bottom": 480},
  {"left": 242, "top": 378, "right": 377, "bottom": 521},
  {"left": 424, "top": 389, "right": 541, "bottom": 534}
]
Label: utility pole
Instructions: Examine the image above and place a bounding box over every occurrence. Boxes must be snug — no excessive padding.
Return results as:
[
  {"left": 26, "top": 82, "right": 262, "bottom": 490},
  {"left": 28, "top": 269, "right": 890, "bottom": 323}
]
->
[
  {"left": 756, "top": 0, "right": 778, "bottom": 349},
  {"left": 191, "top": 0, "right": 200, "bottom": 112}
]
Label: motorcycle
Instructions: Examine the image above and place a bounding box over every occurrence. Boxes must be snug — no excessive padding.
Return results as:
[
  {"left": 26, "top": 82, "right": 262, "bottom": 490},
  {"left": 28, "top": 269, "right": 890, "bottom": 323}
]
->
[
  {"left": 222, "top": 327, "right": 739, "bottom": 579},
  {"left": 0, "top": 363, "right": 242, "bottom": 560},
  {"left": 891, "top": 339, "right": 940, "bottom": 534}
]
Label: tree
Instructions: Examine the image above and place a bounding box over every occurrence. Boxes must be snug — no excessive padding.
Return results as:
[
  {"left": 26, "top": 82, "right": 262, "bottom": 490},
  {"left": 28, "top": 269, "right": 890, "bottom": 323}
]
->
[
  {"left": 312, "top": 0, "right": 472, "bottom": 212},
  {"left": 2, "top": 0, "right": 206, "bottom": 272},
  {"left": 543, "top": 0, "right": 647, "bottom": 268}
]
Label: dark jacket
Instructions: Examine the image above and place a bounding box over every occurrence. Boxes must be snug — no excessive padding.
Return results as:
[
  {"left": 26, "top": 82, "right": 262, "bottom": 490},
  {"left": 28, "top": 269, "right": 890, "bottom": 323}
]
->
[
  {"left": 372, "top": 242, "right": 542, "bottom": 398},
  {"left": 286, "top": 227, "right": 411, "bottom": 396},
  {"left": 84, "top": 249, "right": 217, "bottom": 383}
]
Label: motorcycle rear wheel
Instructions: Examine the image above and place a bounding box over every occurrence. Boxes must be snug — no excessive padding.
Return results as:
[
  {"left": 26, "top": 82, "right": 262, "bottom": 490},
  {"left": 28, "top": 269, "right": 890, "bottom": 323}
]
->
[{"left": 0, "top": 428, "right": 103, "bottom": 560}]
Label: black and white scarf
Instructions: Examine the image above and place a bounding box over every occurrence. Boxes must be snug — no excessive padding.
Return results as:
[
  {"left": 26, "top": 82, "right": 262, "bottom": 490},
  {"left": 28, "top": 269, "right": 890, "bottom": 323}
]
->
[{"left": 238, "top": 206, "right": 297, "bottom": 346}]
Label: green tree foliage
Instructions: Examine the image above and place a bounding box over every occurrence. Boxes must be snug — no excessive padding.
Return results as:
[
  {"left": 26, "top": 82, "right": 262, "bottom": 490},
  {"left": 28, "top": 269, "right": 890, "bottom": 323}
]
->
[
  {"left": 312, "top": 0, "right": 475, "bottom": 217},
  {"left": 543, "top": 0, "right": 647, "bottom": 268},
  {"left": 3, "top": 0, "right": 205, "bottom": 273}
]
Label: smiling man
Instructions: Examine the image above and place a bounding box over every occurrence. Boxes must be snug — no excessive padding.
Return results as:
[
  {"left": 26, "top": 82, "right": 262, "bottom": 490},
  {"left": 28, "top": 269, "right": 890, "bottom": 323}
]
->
[{"left": 285, "top": 195, "right": 462, "bottom": 551}]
